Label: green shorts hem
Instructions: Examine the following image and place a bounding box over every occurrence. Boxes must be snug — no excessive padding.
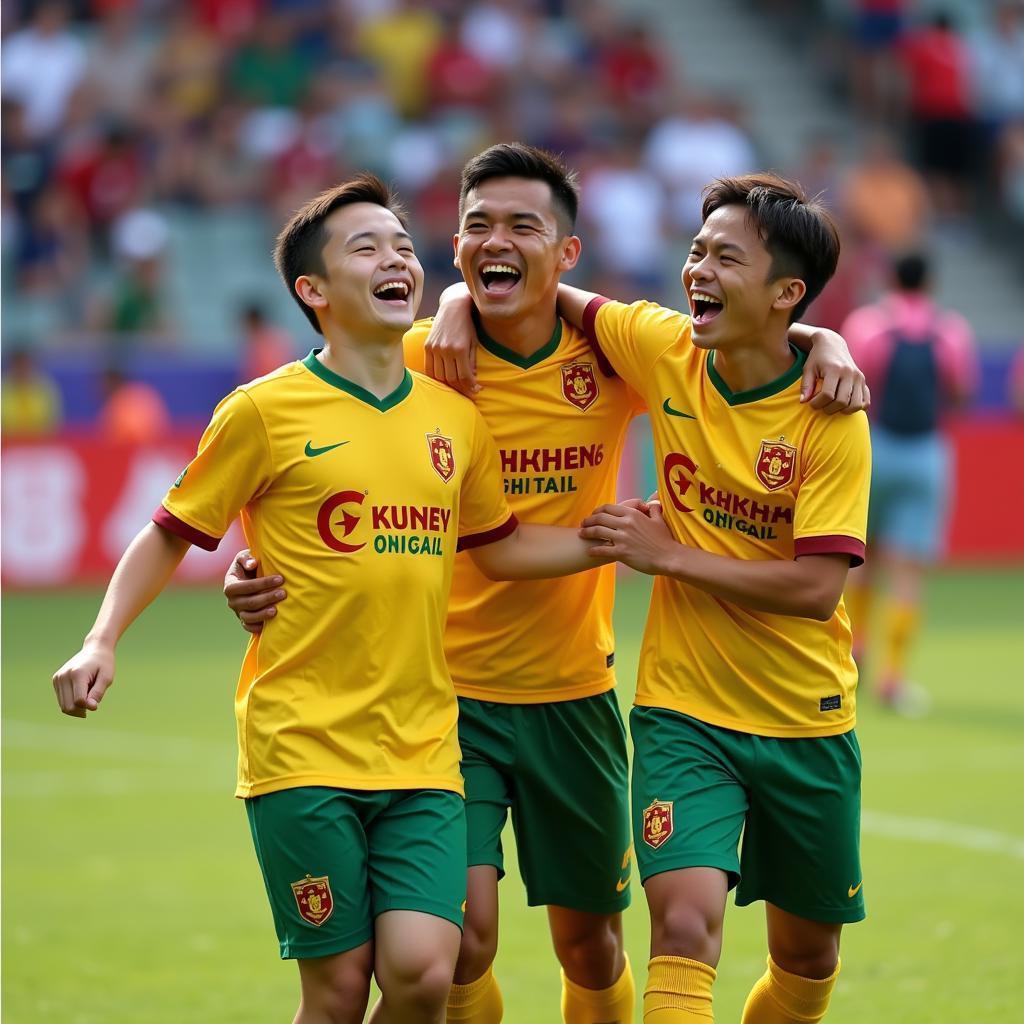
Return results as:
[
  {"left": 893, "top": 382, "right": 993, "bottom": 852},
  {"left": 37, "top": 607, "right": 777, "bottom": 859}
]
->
[
  {"left": 637, "top": 856, "right": 740, "bottom": 890},
  {"left": 283, "top": 925, "right": 373, "bottom": 961},
  {"left": 374, "top": 896, "right": 465, "bottom": 930},
  {"left": 735, "top": 891, "right": 867, "bottom": 924},
  {"left": 524, "top": 888, "right": 632, "bottom": 914}
]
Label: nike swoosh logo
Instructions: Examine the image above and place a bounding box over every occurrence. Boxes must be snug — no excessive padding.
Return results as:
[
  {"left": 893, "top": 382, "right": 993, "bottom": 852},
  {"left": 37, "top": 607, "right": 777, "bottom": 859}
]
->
[
  {"left": 305, "top": 440, "right": 350, "bottom": 458},
  {"left": 848, "top": 881, "right": 863, "bottom": 898},
  {"left": 662, "top": 398, "right": 697, "bottom": 419},
  {"left": 615, "top": 876, "right": 630, "bottom": 893}
]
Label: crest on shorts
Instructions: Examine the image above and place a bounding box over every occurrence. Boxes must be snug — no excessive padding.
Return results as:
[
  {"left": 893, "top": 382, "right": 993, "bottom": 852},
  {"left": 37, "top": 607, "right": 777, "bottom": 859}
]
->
[
  {"left": 642, "top": 799, "right": 674, "bottom": 850},
  {"left": 560, "top": 361, "right": 599, "bottom": 411},
  {"left": 291, "top": 874, "right": 334, "bottom": 927},
  {"left": 427, "top": 431, "right": 455, "bottom": 483},
  {"left": 755, "top": 439, "right": 797, "bottom": 491}
]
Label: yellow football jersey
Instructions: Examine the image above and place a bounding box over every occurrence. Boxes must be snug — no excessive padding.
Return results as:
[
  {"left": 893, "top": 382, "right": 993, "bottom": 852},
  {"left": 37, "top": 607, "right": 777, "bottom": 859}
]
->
[
  {"left": 586, "top": 299, "right": 871, "bottom": 737},
  {"left": 404, "top": 316, "right": 644, "bottom": 703},
  {"left": 156, "top": 352, "right": 515, "bottom": 797}
]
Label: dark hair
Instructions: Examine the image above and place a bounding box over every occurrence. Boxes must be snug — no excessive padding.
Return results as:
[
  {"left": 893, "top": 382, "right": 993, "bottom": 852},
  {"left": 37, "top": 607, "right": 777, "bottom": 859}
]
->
[
  {"left": 893, "top": 252, "right": 929, "bottom": 291},
  {"left": 701, "top": 172, "right": 840, "bottom": 323},
  {"left": 459, "top": 143, "right": 580, "bottom": 234},
  {"left": 273, "top": 174, "right": 408, "bottom": 334}
]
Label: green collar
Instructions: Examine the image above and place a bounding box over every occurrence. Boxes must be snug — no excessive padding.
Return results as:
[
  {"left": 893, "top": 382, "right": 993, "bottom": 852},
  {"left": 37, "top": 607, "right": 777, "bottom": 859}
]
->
[
  {"left": 302, "top": 349, "right": 413, "bottom": 411},
  {"left": 474, "top": 311, "right": 563, "bottom": 369},
  {"left": 706, "top": 344, "right": 806, "bottom": 406}
]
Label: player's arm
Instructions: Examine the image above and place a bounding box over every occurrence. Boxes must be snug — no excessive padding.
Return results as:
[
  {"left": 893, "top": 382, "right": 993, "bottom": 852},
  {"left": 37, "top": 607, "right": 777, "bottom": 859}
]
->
[
  {"left": 556, "top": 284, "right": 869, "bottom": 414},
  {"left": 466, "top": 522, "right": 604, "bottom": 581},
  {"left": 422, "top": 282, "right": 478, "bottom": 395},
  {"left": 52, "top": 524, "right": 191, "bottom": 717},
  {"left": 580, "top": 501, "right": 850, "bottom": 620}
]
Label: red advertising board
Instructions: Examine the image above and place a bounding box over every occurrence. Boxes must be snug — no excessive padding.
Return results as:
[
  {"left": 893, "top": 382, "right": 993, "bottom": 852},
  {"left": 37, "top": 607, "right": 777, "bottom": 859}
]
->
[
  {"left": 1, "top": 432, "right": 243, "bottom": 587},
  {"left": 2, "top": 418, "right": 1022, "bottom": 588}
]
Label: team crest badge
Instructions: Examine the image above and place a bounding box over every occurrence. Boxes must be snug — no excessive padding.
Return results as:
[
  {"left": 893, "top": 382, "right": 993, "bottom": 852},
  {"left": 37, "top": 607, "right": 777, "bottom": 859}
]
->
[
  {"left": 427, "top": 431, "right": 455, "bottom": 483},
  {"left": 642, "top": 799, "right": 674, "bottom": 850},
  {"left": 755, "top": 439, "right": 797, "bottom": 491},
  {"left": 560, "top": 361, "right": 599, "bottom": 411},
  {"left": 291, "top": 874, "right": 334, "bottom": 927}
]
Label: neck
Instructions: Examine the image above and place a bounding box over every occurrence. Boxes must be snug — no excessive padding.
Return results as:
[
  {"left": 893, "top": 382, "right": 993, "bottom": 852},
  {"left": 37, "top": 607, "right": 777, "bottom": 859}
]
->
[
  {"left": 711, "top": 329, "right": 795, "bottom": 394},
  {"left": 477, "top": 304, "right": 560, "bottom": 358},
  {"left": 316, "top": 326, "right": 406, "bottom": 399}
]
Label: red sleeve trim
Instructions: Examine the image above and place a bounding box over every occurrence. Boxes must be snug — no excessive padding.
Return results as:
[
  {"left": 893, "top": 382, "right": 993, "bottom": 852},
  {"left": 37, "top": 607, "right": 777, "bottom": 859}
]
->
[
  {"left": 457, "top": 513, "right": 519, "bottom": 552},
  {"left": 794, "top": 535, "right": 865, "bottom": 568},
  {"left": 153, "top": 506, "right": 221, "bottom": 552},
  {"left": 581, "top": 296, "right": 616, "bottom": 378}
]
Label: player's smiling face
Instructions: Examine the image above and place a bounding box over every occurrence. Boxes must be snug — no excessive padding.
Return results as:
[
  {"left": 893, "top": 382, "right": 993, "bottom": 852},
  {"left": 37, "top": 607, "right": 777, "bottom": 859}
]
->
[
  {"left": 683, "top": 204, "right": 804, "bottom": 351},
  {"left": 454, "top": 177, "right": 580, "bottom": 323},
  {"left": 304, "top": 203, "right": 424, "bottom": 338}
]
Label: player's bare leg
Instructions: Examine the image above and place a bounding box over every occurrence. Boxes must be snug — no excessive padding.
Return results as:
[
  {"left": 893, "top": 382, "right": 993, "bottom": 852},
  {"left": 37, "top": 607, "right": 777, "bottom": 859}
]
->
[
  {"left": 875, "top": 548, "right": 930, "bottom": 714},
  {"left": 642, "top": 867, "right": 729, "bottom": 1021},
  {"left": 295, "top": 940, "right": 374, "bottom": 1024},
  {"left": 548, "top": 906, "right": 633, "bottom": 1023},
  {"left": 447, "top": 865, "right": 503, "bottom": 1023},
  {"left": 740, "top": 905, "right": 842, "bottom": 1023},
  {"left": 370, "top": 910, "right": 461, "bottom": 1024}
]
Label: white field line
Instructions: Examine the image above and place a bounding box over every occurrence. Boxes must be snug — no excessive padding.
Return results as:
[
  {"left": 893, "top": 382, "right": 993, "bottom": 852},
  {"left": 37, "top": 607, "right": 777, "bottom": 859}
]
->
[
  {"left": 861, "top": 809, "right": 1024, "bottom": 861},
  {"left": 5, "top": 719, "right": 1024, "bottom": 863}
]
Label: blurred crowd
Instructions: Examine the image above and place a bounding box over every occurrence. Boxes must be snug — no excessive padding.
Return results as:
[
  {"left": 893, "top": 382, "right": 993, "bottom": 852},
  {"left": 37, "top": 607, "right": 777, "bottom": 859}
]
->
[{"left": 3, "top": 0, "right": 1024, "bottom": 437}]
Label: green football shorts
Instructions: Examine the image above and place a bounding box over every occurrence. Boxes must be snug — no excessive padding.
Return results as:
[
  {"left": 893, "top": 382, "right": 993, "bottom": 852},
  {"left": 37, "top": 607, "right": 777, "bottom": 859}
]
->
[
  {"left": 457, "top": 690, "right": 632, "bottom": 914},
  {"left": 630, "top": 706, "right": 866, "bottom": 924},
  {"left": 246, "top": 786, "right": 466, "bottom": 959}
]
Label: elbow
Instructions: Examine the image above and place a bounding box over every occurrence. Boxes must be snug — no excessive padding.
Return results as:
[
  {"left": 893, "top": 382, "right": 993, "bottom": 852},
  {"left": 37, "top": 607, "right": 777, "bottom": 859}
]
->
[{"left": 805, "top": 591, "right": 841, "bottom": 621}]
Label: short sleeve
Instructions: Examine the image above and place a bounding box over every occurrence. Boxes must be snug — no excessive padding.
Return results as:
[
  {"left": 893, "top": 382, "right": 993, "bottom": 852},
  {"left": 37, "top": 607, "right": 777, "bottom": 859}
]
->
[
  {"left": 154, "top": 390, "right": 273, "bottom": 550},
  {"left": 456, "top": 407, "right": 518, "bottom": 551},
  {"left": 402, "top": 320, "right": 432, "bottom": 375},
  {"left": 793, "top": 412, "right": 871, "bottom": 567},
  {"left": 583, "top": 298, "right": 689, "bottom": 392}
]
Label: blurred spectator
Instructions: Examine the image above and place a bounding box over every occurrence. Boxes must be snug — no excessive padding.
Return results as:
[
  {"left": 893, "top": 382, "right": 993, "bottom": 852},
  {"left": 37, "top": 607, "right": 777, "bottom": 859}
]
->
[
  {"left": 150, "top": 7, "right": 223, "bottom": 124},
  {"left": 968, "top": 2, "right": 1024, "bottom": 132},
  {"left": 228, "top": 17, "right": 312, "bottom": 109},
  {"left": 427, "top": 17, "right": 497, "bottom": 113},
  {"left": 460, "top": 0, "right": 528, "bottom": 71},
  {"left": 596, "top": 19, "right": 669, "bottom": 118},
  {"left": 88, "top": 209, "right": 174, "bottom": 345},
  {"left": 841, "top": 253, "right": 978, "bottom": 715},
  {"left": 238, "top": 302, "right": 296, "bottom": 382},
  {"left": 847, "top": 0, "right": 909, "bottom": 122},
  {"left": 1, "top": 348, "right": 63, "bottom": 437},
  {"left": 644, "top": 94, "right": 758, "bottom": 235},
  {"left": 81, "top": 6, "right": 153, "bottom": 126},
  {"left": 840, "top": 131, "right": 929, "bottom": 261},
  {"left": 580, "top": 136, "right": 669, "bottom": 298},
  {"left": 356, "top": 0, "right": 444, "bottom": 118},
  {"left": 1, "top": 2, "right": 86, "bottom": 141},
  {"left": 98, "top": 367, "right": 171, "bottom": 444},
  {"left": 898, "top": 12, "right": 975, "bottom": 215},
  {"left": 13, "top": 183, "right": 89, "bottom": 299}
]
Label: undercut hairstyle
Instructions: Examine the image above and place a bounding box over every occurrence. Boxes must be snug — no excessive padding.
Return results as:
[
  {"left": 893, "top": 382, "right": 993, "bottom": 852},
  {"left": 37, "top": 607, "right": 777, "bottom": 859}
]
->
[
  {"left": 274, "top": 174, "right": 408, "bottom": 334},
  {"left": 459, "top": 143, "right": 580, "bottom": 235},
  {"left": 702, "top": 173, "right": 840, "bottom": 323}
]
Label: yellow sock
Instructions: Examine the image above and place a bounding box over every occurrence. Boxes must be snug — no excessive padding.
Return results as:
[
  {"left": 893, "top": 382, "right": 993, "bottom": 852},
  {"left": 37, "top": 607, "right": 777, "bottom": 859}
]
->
[
  {"left": 447, "top": 967, "right": 503, "bottom": 1024},
  {"left": 741, "top": 956, "right": 839, "bottom": 1023},
  {"left": 562, "top": 954, "right": 635, "bottom": 1023},
  {"left": 643, "top": 955, "right": 716, "bottom": 1022},
  {"left": 880, "top": 600, "right": 919, "bottom": 683}
]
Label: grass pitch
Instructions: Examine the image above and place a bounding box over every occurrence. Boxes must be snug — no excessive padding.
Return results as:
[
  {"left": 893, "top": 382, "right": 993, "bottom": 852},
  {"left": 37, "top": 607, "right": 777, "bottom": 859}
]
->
[{"left": 3, "top": 568, "right": 1022, "bottom": 1022}]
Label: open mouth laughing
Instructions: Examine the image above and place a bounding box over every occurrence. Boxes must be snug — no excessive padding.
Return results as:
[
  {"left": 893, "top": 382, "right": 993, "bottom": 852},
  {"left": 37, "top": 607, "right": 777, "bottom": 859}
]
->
[
  {"left": 372, "top": 278, "right": 412, "bottom": 306},
  {"left": 478, "top": 262, "right": 522, "bottom": 294},
  {"left": 690, "top": 290, "right": 724, "bottom": 325}
]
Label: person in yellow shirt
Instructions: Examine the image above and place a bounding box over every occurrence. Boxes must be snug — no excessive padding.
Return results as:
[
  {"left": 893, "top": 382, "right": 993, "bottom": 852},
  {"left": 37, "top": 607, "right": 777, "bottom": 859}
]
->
[
  {"left": 223, "top": 148, "right": 869, "bottom": 1024},
  {"left": 50, "top": 175, "right": 604, "bottom": 1024},
  {"left": 1, "top": 347, "right": 62, "bottom": 436},
  {"left": 566, "top": 174, "right": 869, "bottom": 1023}
]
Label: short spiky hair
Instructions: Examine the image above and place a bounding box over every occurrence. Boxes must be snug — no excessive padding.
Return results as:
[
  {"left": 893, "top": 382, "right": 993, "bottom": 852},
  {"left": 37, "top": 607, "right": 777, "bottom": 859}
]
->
[
  {"left": 459, "top": 143, "right": 580, "bottom": 234},
  {"left": 701, "top": 173, "right": 840, "bottom": 323},
  {"left": 274, "top": 174, "right": 408, "bottom": 334}
]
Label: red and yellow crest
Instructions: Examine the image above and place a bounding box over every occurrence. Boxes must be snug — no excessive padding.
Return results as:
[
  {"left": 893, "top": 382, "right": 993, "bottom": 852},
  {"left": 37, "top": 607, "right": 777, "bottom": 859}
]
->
[
  {"left": 642, "top": 799, "right": 674, "bottom": 850},
  {"left": 755, "top": 439, "right": 797, "bottom": 491},
  {"left": 291, "top": 874, "right": 334, "bottom": 927},
  {"left": 560, "top": 361, "right": 599, "bottom": 411},
  {"left": 427, "top": 432, "right": 455, "bottom": 483}
]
